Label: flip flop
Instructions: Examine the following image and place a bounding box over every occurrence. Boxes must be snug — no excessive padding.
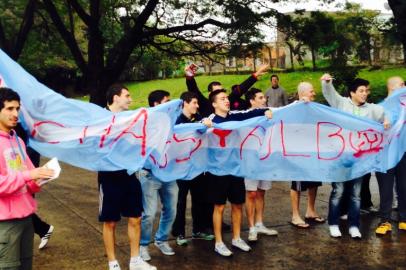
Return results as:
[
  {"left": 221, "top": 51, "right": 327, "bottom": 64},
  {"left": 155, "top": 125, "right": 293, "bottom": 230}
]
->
[
  {"left": 289, "top": 221, "right": 310, "bottom": 229},
  {"left": 305, "top": 216, "right": 326, "bottom": 223}
]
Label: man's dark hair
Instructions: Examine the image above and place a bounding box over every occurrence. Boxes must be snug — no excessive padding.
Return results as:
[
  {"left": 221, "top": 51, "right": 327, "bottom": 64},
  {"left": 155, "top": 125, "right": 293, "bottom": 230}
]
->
[
  {"left": 207, "top": 81, "right": 222, "bottom": 92},
  {"left": 0, "top": 87, "right": 20, "bottom": 110},
  {"left": 245, "top": 88, "right": 263, "bottom": 107},
  {"left": 180, "top": 91, "right": 198, "bottom": 104},
  {"left": 348, "top": 78, "right": 370, "bottom": 95},
  {"left": 208, "top": 89, "right": 226, "bottom": 105},
  {"left": 270, "top": 74, "right": 279, "bottom": 81},
  {"left": 106, "top": 84, "right": 128, "bottom": 105},
  {"left": 148, "top": 90, "right": 170, "bottom": 107}
]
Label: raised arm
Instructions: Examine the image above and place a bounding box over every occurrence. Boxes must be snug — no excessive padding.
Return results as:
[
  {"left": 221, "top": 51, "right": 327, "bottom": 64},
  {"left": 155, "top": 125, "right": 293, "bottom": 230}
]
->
[
  {"left": 185, "top": 64, "right": 211, "bottom": 115},
  {"left": 231, "top": 64, "right": 270, "bottom": 98},
  {"left": 185, "top": 64, "right": 207, "bottom": 103},
  {"left": 321, "top": 73, "right": 346, "bottom": 109}
]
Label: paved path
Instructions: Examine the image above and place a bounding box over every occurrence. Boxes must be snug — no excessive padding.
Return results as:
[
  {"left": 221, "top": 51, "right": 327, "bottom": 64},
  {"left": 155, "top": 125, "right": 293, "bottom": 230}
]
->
[{"left": 33, "top": 161, "right": 406, "bottom": 270}]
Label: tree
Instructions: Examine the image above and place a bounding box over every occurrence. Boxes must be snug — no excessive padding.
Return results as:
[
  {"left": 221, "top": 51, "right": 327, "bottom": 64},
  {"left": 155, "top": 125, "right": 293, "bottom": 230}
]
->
[
  {"left": 278, "top": 11, "right": 332, "bottom": 71},
  {"left": 388, "top": 0, "right": 406, "bottom": 64},
  {"left": 0, "top": 0, "right": 36, "bottom": 60},
  {"left": 277, "top": 12, "right": 305, "bottom": 70},
  {"left": 296, "top": 11, "right": 335, "bottom": 71},
  {"left": 37, "top": 0, "right": 278, "bottom": 106},
  {"left": 332, "top": 3, "right": 380, "bottom": 66},
  {"left": 1, "top": 0, "right": 78, "bottom": 93}
]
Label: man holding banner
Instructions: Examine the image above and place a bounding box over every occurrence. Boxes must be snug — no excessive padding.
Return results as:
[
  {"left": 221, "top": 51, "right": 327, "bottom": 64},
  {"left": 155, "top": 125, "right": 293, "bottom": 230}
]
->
[
  {"left": 171, "top": 92, "right": 214, "bottom": 245},
  {"left": 97, "top": 85, "right": 156, "bottom": 270},
  {"left": 243, "top": 88, "right": 278, "bottom": 241},
  {"left": 375, "top": 76, "right": 406, "bottom": 235},
  {"left": 290, "top": 82, "right": 324, "bottom": 229},
  {"left": 322, "top": 74, "right": 390, "bottom": 239},
  {"left": 139, "top": 90, "right": 178, "bottom": 261},
  {"left": 207, "top": 89, "right": 273, "bottom": 256}
]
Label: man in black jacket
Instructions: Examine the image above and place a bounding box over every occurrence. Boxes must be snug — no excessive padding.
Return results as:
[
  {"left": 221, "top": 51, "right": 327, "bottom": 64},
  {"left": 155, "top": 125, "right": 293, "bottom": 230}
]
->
[
  {"left": 185, "top": 63, "right": 269, "bottom": 116},
  {"left": 171, "top": 92, "right": 214, "bottom": 246}
]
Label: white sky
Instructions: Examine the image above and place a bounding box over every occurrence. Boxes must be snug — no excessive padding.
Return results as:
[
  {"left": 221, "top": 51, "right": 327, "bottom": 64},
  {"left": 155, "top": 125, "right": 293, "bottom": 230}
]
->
[
  {"left": 271, "top": 0, "right": 391, "bottom": 13},
  {"left": 262, "top": 0, "right": 393, "bottom": 42}
]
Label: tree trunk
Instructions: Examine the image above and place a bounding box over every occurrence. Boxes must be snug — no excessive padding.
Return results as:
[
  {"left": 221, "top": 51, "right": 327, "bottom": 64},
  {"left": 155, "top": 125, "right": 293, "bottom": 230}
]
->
[
  {"left": 311, "top": 47, "right": 317, "bottom": 71},
  {"left": 87, "top": 0, "right": 106, "bottom": 106},
  {"left": 403, "top": 45, "right": 406, "bottom": 65},
  {"left": 275, "top": 42, "right": 280, "bottom": 68},
  {"left": 267, "top": 46, "right": 273, "bottom": 71},
  {"left": 0, "top": 0, "right": 36, "bottom": 60},
  {"left": 288, "top": 44, "right": 294, "bottom": 70},
  {"left": 388, "top": 0, "right": 406, "bottom": 65},
  {"left": 209, "top": 61, "right": 212, "bottom": 76}
]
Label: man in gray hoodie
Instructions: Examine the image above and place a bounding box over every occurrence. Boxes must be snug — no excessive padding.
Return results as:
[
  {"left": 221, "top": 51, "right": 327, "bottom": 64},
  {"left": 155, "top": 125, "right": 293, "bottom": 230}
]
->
[{"left": 321, "top": 73, "right": 389, "bottom": 239}]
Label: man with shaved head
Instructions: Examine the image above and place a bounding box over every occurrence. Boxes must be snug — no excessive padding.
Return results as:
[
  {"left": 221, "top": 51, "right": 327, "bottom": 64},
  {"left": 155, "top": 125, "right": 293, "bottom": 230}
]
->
[
  {"left": 375, "top": 76, "right": 406, "bottom": 235},
  {"left": 387, "top": 76, "right": 405, "bottom": 96},
  {"left": 289, "top": 82, "right": 324, "bottom": 229}
]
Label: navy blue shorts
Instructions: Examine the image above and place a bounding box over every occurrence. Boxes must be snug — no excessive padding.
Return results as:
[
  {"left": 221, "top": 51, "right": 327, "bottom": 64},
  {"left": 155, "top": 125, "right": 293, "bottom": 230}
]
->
[{"left": 98, "top": 170, "right": 143, "bottom": 222}]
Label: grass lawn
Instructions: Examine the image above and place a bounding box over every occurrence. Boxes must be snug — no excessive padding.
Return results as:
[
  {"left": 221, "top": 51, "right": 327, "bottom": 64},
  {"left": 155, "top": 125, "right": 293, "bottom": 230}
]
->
[{"left": 125, "top": 67, "right": 406, "bottom": 109}]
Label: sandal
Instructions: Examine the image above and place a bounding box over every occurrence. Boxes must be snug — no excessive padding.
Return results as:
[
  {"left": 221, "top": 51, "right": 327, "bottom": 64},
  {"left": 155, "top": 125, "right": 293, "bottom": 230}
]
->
[
  {"left": 305, "top": 216, "right": 326, "bottom": 223},
  {"left": 289, "top": 221, "right": 310, "bottom": 229}
]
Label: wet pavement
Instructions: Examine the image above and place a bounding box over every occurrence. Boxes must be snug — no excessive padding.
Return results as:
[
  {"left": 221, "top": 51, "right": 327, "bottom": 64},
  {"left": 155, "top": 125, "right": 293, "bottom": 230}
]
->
[{"left": 33, "top": 161, "right": 406, "bottom": 270}]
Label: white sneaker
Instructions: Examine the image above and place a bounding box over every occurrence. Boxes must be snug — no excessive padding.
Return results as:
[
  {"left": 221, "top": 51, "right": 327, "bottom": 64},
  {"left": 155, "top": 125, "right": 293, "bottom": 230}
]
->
[
  {"left": 255, "top": 223, "right": 278, "bottom": 236},
  {"left": 39, "top": 225, "right": 54, "bottom": 249},
  {"left": 248, "top": 227, "right": 258, "bottom": 242},
  {"left": 329, "top": 225, "right": 342, "bottom": 238},
  {"left": 108, "top": 260, "right": 121, "bottom": 270},
  {"left": 340, "top": 214, "right": 348, "bottom": 220},
  {"left": 214, "top": 242, "right": 233, "bottom": 257},
  {"left": 349, "top": 226, "right": 362, "bottom": 239},
  {"left": 231, "top": 238, "right": 251, "bottom": 252},
  {"left": 129, "top": 259, "right": 157, "bottom": 270},
  {"left": 154, "top": 241, "right": 175, "bottom": 256},
  {"left": 139, "top": 246, "right": 151, "bottom": 261}
]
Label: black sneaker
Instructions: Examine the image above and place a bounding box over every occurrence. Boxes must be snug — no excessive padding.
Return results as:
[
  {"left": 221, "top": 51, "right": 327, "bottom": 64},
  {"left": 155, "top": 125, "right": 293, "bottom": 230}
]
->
[
  {"left": 192, "top": 232, "right": 214, "bottom": 240},
  {"left": 176, "top": 235, "right": 188, "bottom": 246}
]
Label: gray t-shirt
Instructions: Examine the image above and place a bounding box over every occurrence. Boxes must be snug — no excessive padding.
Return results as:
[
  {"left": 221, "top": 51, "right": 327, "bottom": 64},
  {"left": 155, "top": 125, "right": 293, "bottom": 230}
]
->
[{"left": 265, "top": 86, "right": 288, "bottom": 107}]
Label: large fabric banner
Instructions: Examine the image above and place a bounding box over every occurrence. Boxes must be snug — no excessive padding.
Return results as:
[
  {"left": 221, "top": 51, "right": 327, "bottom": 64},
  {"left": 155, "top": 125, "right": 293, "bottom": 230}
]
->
[
  {"left": 149, "top": 96, "right": 406, "bottom": 182},
  {"left": 0, "top": 49, "right": 182, "bottom": 173},
  {"left": 0, "top": 49, "right": 405, "bottom": 182}
]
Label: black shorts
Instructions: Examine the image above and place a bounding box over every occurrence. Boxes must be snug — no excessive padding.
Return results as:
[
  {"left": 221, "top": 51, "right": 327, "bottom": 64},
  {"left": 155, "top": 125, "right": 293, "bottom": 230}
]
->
[
  {"left": 208, "top": 174, "right": 245, "bottom": 205},
  {"left": 98, "top": 170, "right": 143, "bottom": 222},
  {"left": 291, "top": 181, "right": 322, "bottom": 192},
  {"left": 192, "top": 173, "right": 212, "bottom": 203}
]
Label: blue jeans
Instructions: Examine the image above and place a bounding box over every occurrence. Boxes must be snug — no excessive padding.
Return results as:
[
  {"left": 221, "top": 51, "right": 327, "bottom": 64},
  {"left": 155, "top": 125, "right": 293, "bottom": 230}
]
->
[
  {"left": 138, "top": 170, "right": 178, "bottom": 245},
  {"left": 328, "top": 177, "right": 362, "bottom": 227}
]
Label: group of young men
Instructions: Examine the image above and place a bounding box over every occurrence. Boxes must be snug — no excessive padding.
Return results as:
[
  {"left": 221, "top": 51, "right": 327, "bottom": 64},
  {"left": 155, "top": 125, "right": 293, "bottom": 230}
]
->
[{"left": 1, "top": 64, "right": 405, "bottom": 270}]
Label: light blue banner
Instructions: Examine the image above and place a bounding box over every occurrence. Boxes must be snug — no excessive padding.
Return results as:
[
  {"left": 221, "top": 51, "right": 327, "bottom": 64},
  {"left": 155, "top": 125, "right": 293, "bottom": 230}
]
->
[{"left": 0, "top": 49, "right": 405, "bottom": 182}]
